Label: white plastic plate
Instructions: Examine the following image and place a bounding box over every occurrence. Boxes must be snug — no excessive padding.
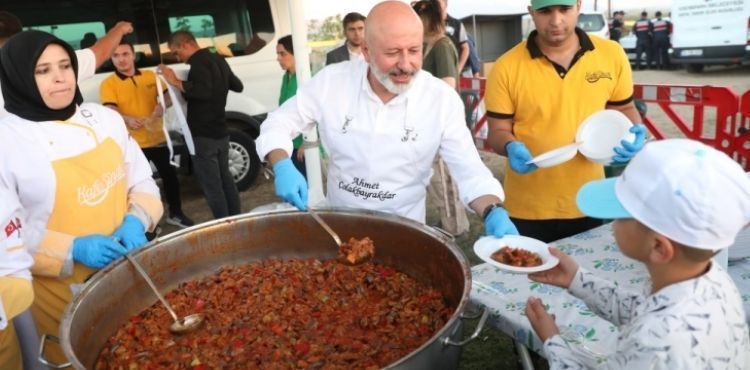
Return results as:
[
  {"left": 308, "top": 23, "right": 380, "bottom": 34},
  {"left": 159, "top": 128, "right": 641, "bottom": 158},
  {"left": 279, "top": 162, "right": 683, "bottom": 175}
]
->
[
  {"left": 576, "top": 110, "right": 634, "bottom": 165},
  {"left": 526, "top": 142, "right": 581, "bottom": 168},
  {"left": 473, "top": 235, "right": 559, "bottom": 274}
]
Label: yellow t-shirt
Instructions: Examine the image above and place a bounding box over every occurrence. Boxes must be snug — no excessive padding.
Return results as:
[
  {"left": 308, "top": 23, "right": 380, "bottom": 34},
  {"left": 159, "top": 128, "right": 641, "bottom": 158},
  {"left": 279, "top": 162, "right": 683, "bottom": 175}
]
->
[
  {"left": 100, "top": 70, "right": 167, "bottom": 148},
  {"left": 485, "top": 29, "right": 633, "bottom": 220}
]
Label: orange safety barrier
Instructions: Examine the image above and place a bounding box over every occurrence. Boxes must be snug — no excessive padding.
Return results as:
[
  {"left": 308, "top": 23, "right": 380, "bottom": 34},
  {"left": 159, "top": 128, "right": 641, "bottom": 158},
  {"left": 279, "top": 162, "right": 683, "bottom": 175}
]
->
[
  {"left": 459, "top": 77, "right": 750, "bottom": 170},
  {"left": 459, "top": 77, "right": 492, "bottom": 151},
  {"left": 738, "top": 90, "right": 750, "bottom": 170},
  {"left": 633, "top": 84, "right": 748, "bottom": 169}
]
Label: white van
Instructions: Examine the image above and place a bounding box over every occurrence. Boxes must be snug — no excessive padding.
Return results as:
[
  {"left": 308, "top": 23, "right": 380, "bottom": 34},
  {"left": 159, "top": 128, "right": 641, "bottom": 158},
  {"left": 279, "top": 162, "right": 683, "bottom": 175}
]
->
[
  {"left": 669, "top": 0, "right": 750, "bottom": 73},
  {"left": 6, "top": 0, "right": 292, "bottom": 190},
  {"left": 522, "top": 12, "right": 609, "bottom": 40}
]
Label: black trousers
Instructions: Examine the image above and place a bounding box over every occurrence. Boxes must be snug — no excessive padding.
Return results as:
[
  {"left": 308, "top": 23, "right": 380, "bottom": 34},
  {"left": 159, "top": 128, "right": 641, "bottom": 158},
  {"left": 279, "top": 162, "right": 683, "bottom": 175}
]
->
[
  {"left": 510, "top": 217, "right": 603, "bottom": 243},
  {"left": 142, "top": 146, "right": 184, "bottom": 216},
  {"left": 635, "top": 39, "right": 652, "bottom": 69},
  {"left": 653, "top": 37, "right": 670, "bottom": 69}
]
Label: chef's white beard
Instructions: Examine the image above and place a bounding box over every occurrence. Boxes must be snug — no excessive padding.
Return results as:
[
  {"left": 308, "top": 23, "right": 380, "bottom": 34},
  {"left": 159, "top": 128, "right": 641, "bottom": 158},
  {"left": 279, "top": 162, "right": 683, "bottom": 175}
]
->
[{"left": 369, "top": 62, "right": 417, "bottom": 95}]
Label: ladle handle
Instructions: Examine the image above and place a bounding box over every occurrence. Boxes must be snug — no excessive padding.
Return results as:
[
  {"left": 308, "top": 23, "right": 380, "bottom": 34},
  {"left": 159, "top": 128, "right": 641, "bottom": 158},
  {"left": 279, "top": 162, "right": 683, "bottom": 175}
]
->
[
  {"left": 309, "top": 209, "right": 342, "bottom": 246},
  {"left": 125, "top": 253, "right": 181, "bottom": 323}
]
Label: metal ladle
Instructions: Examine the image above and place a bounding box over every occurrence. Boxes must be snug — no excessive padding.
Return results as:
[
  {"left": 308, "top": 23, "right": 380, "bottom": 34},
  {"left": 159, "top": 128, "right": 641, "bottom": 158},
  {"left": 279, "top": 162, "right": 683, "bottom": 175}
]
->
[
  {"left": 124, "top": 253, "right": 204, "bottom": 334},
  {"left": 308, "top": 208, "right": 343, "bottom": 247},
  {"left": 308, "top": 209, "right": 373, "bottom": 265}
]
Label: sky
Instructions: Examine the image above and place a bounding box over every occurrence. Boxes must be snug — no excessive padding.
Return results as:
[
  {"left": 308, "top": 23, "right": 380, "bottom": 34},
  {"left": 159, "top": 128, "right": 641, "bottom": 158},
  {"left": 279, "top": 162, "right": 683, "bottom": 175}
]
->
[{"left": 304, "top": 0, "right": 673, "bottom": 20}]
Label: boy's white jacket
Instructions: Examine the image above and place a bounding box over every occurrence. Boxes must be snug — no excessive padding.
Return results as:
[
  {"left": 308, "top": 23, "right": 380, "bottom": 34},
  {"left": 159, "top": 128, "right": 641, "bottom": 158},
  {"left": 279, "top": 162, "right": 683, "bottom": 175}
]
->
[{"left": 257, "top": 59, "right": 504, "bottom": 222}]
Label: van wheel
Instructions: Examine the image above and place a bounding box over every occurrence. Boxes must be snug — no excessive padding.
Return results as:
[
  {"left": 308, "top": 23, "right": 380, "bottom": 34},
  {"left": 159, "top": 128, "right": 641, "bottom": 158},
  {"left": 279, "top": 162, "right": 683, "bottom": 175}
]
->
[
  {"left": 228, "top": 128, "right": 260, "bottom": 191},
  {"left": 686, "top": 64, "right": 704, "bottom": 73}
]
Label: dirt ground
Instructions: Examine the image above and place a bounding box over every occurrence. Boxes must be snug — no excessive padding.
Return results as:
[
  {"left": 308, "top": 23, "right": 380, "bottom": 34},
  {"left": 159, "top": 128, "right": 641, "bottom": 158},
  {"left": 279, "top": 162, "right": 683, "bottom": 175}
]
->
[{"left": 153, "top": 64, "right": 749, "bottom": 369}]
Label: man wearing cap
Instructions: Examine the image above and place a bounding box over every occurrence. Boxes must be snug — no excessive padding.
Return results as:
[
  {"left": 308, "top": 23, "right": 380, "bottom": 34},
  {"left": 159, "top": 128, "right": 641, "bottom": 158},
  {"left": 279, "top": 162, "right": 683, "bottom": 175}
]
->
[
  {"left": 485, "top": 0, "right": 646, "bottom": 243},
  {"left": 524, "top": 138, "right": 750, "bottom": 368}
]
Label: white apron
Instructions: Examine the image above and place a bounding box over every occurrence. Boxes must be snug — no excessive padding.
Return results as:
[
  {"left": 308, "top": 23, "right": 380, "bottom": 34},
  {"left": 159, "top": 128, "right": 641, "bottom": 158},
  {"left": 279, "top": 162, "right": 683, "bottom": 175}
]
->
[{"left": 319, "top": 65, "right": 440, "bottom": 222}]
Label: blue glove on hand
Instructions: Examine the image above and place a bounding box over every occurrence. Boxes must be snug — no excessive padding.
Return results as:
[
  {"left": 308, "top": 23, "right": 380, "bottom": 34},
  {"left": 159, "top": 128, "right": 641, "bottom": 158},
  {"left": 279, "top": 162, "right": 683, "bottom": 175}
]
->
[
  {"left": 113, "top": 215, "right": 147, "bottom": 251},
  {"left": 273, "top": 158, "right": 308, "bottom": 210},
  {"left": 72, "top": 235, "right": 128, "bottom": 269},
  {"left": 506, "top": 141, "right": 538, "bottom": 174},
  {"left": 484, "top": 206, "right": 519, "bottom": 238},
  {"left": 612, "top": 124, "right": 647, "bottom": 163}
]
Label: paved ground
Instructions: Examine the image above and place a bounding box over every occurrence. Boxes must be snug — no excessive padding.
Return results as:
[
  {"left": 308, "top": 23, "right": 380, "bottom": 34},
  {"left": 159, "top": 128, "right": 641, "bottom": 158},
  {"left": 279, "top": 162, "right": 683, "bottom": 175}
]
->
[{"left": 153, "top": 64, "right": 750, "bottom": 369}]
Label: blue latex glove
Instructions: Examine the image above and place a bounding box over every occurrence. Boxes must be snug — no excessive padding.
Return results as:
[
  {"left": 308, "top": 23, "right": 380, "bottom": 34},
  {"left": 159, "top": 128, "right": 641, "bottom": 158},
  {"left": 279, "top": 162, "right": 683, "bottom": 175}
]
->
[
  {"left": 113, "top": 215, "right": 147, "bottom": 251},
  {"left": 484, "top": 207, "right": 519, "bottom": 238},
  {"left": 506, "top": 141, "right": 538, "bottom": 174},
  {"left": 72, "top": 235, "right": 128, "bottom": 268},
  {"left": 612, "top": 124, "right": 647, "bottom": 163},
  {"left": 273, "top": 158, "right": 308, "bottom": 210}
]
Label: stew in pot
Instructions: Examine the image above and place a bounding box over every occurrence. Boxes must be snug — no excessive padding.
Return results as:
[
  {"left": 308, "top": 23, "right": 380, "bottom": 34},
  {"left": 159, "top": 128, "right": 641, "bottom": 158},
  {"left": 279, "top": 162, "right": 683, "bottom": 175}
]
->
[{"left": 95, "top": 258, "right": 451, "bottom": 369}]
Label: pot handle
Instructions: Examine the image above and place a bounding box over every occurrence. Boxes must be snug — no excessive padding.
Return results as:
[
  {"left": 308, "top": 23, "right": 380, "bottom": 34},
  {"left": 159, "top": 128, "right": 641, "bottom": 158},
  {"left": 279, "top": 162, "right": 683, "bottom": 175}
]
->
[
  {"left": 442, "top": 307, "right": 489, "bottom": 347},
  {"left": 38, "top": 334, "right": 72, "bottom": 369}
]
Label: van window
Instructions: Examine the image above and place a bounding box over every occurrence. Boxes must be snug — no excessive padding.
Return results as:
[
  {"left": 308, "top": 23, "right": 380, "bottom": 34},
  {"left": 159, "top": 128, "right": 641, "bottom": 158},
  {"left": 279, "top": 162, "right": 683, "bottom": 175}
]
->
[
  {"left": 23, "top": 22, "right": 107, "bottom": 50},
  {"left": 577, "top": 13, "right": 605, "bottom": 33},
  {"left": 7, "top": 0, "right": 275, "bottom": 71}
]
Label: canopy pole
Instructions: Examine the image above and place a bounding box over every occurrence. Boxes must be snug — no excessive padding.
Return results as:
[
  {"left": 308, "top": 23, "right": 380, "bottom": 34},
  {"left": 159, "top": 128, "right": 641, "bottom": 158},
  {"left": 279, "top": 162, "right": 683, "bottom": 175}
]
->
[
  {"left": 288, "top": 0, "right": 325, "bottom": 207},
  {"left": 472, "top": 15, "right": 480, "bottom": 63}
]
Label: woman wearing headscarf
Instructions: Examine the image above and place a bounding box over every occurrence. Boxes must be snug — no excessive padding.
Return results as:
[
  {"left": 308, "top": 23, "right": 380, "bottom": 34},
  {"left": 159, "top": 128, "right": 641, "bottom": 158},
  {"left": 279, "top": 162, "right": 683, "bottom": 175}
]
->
[{"left": 0, "top": 31, "right": 163, "bottom": 365}]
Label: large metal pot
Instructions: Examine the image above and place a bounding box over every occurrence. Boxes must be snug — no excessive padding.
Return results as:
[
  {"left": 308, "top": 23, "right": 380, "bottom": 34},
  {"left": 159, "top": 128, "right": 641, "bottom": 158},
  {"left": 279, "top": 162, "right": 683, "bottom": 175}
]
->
[{"left": 58, "top": 209, "right": 487, "bottom": 369}]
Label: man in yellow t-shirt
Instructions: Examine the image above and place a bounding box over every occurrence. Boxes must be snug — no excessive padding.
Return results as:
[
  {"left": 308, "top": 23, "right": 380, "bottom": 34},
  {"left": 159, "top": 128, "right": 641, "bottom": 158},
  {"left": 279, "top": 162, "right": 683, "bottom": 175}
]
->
[
  {"left": 485, "top": 0, "right": 647, "bottom": 242},
  {"left": 101, "top": 41, "right": 194, "bottom": 228}
]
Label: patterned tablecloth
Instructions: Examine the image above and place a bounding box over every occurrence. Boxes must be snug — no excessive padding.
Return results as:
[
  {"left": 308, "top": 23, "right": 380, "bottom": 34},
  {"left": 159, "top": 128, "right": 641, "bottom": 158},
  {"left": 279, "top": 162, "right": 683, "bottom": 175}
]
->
[{"left": 469, "top": 223, "right": 750, "bottom": 358}]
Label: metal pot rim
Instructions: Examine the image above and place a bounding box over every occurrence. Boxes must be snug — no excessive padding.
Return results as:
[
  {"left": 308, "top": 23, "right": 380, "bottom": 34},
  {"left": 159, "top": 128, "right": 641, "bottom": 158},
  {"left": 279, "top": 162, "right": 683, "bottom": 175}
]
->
[{"left": 61, "top": 208, "right": 473, "bottom": 369}]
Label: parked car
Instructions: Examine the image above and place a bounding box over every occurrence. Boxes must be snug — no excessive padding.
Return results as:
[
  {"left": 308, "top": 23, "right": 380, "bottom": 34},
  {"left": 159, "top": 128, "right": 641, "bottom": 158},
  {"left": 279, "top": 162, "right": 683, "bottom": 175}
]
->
[
  {"left": 577, "top": 12, "right": 609, "bottom": 39},
  {"left": 6, "top": 0, "right": 293, "bottom": 190}
]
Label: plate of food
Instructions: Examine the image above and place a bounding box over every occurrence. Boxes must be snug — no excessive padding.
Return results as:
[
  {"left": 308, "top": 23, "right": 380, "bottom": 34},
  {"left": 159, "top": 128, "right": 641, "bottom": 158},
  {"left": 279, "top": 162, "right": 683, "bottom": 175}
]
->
[{"left": 473, "top": 235, "right": 559, "bottom": 274}]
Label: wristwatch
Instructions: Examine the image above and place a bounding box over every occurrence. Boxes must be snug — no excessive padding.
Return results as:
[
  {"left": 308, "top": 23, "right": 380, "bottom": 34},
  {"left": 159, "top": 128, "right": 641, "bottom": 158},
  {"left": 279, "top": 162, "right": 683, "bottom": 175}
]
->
[{"left": 482, "top": 203, "right": 505, "bottom": 221}]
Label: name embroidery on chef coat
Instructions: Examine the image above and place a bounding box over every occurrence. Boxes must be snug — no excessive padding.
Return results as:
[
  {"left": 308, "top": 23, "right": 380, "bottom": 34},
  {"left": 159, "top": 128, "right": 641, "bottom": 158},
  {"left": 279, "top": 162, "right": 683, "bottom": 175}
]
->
[{"left": 338, "top": 177, "right": 396, "bottom": 201}]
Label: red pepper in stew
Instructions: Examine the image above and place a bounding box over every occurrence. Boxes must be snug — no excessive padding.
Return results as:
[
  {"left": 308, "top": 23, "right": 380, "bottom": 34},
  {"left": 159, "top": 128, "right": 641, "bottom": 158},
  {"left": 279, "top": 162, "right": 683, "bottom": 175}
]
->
[{"left": 95, "top": 259, "right": 451, "bottom": 369}]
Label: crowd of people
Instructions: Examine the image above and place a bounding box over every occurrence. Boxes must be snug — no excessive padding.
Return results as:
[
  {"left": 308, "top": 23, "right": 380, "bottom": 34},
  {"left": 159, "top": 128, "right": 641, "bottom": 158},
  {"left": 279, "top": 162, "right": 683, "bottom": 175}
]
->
[{"left": 0, "top": 0, "right": 748, "bottom": 369}]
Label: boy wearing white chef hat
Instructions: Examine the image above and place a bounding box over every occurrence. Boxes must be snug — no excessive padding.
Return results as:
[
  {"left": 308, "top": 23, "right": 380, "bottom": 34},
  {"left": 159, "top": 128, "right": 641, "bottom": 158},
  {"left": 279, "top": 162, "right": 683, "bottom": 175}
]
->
[{"left": 525, "top": 138, "right": 750, "bottom": 369}]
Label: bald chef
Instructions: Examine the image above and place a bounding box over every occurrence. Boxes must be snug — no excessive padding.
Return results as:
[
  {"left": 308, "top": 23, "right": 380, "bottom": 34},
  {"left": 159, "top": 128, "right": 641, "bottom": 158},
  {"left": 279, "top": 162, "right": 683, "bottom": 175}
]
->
[{"left": 256, "top": 1, "right": 518, "bottom": 237}]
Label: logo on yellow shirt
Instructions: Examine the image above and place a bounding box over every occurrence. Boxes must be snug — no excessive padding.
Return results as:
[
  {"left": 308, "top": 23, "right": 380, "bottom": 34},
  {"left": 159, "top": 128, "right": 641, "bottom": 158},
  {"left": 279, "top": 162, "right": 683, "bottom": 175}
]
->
[
  {"left": 77, "top": 165, "right": 126, "bottom": 206},
  {"left": 585, "top": 71, "right": 613, "bottom": 83}
]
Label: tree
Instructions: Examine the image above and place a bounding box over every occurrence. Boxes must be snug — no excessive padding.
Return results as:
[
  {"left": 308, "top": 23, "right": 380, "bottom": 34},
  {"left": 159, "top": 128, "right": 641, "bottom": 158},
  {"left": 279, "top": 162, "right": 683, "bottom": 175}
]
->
[
  {"left": 174, "top": 17, "right": 191, "bottom": 32},
  {"left": 201, "top": 19, "right": 214, "bottom": 37},
  {"left": 308, "top": 14, "right": 343, "bottom": 41}
]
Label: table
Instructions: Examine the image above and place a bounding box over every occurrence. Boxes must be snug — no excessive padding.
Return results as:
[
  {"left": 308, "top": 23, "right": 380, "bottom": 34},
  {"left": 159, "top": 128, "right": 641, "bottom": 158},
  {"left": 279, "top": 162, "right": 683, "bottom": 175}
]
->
[{"left": 469, "top": 223, "right": 750, "bottom": 358}]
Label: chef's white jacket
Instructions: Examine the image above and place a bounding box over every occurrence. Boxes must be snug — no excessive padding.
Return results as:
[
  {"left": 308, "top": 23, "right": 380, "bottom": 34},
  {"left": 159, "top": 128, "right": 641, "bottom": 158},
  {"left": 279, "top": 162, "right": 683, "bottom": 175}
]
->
[
  {"left": 0, "top": 103, "right": 161, "bottom": 278},
  {"left": 256, "top": 59, "right": 504, "bottom": 222},
  {"left": 0, "top": 188, "right": 32, "bottom": 281}
]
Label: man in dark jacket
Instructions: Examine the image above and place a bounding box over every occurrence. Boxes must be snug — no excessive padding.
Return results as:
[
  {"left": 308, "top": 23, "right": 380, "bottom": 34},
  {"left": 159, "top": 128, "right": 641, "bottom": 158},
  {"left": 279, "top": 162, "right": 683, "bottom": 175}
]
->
[
  {"left": 325, "top": 12, "right": 366, "bottom": 65},
  {"left": 633, "top": 11, "right": 653, "bottom": 70},
  {"left": 160, "top": 31, "right": 244, "bottom": 219},
  {"left": 652, "top": 11, "right": 671, "bottom": 70}
]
